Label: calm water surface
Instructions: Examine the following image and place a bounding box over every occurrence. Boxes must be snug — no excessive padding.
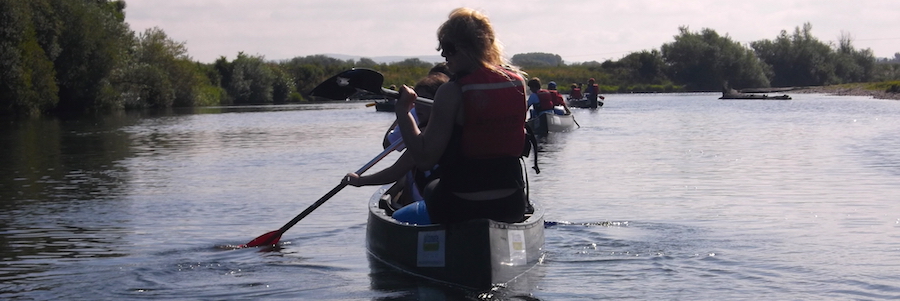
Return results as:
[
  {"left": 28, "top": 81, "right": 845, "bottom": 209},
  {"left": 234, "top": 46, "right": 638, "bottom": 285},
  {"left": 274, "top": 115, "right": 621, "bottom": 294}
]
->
[{"left": 1, "top": 94, "right": 899, "bottom": 300}]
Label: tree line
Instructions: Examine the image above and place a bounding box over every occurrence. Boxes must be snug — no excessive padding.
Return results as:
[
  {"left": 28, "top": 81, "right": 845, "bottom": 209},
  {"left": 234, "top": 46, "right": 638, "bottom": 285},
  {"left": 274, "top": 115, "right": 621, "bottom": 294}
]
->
[
  {"left": 2, "top": 0, "right": 899, "bottom": 116},
  {"left": 516, "top": 24, "right": 899, "bottom": 93}
]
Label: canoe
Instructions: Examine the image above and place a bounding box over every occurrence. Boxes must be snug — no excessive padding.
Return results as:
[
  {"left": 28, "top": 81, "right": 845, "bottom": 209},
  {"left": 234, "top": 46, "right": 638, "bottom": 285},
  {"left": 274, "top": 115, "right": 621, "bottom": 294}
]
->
[
  {"left": 527, "top": 111, "right": 577, "bottom": 136},
  {"left": 719, "top": 93, "right": 791, "bottom": 100},
  {"left": 366, "top": 185, "right": 545, "bottom": 290},
  {"left": 566, "top": 97, "right": 603, "bottom": 108},
  {"left": 373, "top": 99, "right": 395, "bottom": 112}
]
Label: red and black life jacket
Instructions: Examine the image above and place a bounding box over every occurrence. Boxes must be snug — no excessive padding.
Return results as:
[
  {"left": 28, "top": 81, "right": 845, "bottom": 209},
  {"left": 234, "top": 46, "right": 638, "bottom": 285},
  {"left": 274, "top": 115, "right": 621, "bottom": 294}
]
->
[
  {"left": 536, "top": 89, "right": 555, "bottom": 111},
  {"left": 456, "top": 67, "right": 527, "bottom": 159},
  {"left": 570, "top": 88, "right": 583, "bottom": 99},
  {"left": 549, "top": 90, "right": 564, "bottom": 106}
]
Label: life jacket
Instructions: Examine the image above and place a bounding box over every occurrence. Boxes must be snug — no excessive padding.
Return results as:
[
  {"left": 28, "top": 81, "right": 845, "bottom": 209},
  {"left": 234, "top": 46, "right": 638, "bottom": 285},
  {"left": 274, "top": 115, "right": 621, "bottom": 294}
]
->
[
  {"left": 570, "top": 88, "right": 583, "bottom": 99},
  {"left": 535, "top": 89, "right": 555, "bottom": 111},
  {"left": 456, "top": 67, "right": 527, "bottom": 159},
  {"left": 548, "top": 90, "right": 565, "bottom": 106}
]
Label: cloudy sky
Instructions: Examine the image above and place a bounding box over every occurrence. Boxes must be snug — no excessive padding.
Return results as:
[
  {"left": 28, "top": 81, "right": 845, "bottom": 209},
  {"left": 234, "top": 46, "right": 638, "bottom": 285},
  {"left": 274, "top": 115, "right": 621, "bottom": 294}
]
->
[{"left": 124, "top": 0, "right": 900, "bottom": 64}]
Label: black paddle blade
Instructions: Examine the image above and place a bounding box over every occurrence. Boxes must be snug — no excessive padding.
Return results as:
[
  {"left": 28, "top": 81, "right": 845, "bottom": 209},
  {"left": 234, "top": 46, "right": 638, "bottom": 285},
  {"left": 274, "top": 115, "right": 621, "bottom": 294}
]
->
[
  {"left": 309, "top": 68, "right": 386, "bottom": 100},
  {"left": 240, "top": 230, "right": 281, "bottom": 248}
]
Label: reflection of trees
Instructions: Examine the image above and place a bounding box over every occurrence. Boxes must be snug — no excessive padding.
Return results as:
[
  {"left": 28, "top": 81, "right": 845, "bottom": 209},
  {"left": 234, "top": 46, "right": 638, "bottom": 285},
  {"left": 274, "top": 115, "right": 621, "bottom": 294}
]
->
[{"left": 0, "top": 113, "right": 138, "bottom": 282}]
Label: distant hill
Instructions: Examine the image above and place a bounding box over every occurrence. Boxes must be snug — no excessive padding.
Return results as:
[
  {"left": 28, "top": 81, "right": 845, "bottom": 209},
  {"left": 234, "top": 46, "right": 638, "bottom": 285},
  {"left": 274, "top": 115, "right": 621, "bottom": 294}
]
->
[{"left": 323, "top": 53, "right": 444, "bottom": 64}]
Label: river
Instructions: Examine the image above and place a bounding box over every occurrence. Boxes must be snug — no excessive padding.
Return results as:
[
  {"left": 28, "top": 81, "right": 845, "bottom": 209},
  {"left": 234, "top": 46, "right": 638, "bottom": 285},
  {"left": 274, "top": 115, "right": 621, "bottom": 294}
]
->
[{"left": 1, "top": 93, "right": 899, "bottom": 300}]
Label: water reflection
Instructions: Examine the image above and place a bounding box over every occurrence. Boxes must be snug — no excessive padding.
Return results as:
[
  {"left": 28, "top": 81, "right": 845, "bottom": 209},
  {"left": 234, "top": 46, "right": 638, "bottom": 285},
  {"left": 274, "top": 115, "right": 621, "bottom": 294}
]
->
[
  {"left": 0, "top": 113, "right": 139, "bottom": 295},
  {"left": 367, "top": 253, "right": 545, "bottom": 301},
  {"left": 2, "top": 96, "right": 900, "bottom": 299}
]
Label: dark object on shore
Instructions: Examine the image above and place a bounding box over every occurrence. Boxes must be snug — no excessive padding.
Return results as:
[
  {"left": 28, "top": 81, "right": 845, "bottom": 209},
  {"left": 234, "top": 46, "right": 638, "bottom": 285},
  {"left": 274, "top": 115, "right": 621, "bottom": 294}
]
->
[
  {"left": 720, "top": 93, "right": 791, "bottom": 100},
  {"left": 720, "top": 81, "right": 791, "bottom": 100},
  {"left": 373, "top": 99, "right": 395, "bottom": 112}
]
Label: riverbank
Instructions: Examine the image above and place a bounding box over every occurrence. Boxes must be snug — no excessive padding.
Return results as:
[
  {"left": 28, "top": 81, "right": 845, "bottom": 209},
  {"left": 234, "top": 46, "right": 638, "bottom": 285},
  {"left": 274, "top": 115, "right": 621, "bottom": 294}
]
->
[{"left": 790, "top": 83, "right": 900, "bottom": 100}]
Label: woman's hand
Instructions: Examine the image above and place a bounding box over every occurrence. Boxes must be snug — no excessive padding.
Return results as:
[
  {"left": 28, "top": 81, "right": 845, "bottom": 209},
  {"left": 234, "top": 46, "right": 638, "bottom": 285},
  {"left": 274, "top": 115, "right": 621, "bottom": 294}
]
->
[
  {"left": 343, "top": 172, "right": 363, "bottom": 187},
  {"left": 395, "top": 85, "right": 417, "bottom": 118}
]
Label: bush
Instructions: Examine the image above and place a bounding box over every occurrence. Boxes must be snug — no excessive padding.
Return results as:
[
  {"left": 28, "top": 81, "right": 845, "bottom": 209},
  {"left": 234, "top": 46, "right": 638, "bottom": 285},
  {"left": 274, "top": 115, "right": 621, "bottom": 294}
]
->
[{"left": 888, "top": 84, "right": 900, "bottom": 93}]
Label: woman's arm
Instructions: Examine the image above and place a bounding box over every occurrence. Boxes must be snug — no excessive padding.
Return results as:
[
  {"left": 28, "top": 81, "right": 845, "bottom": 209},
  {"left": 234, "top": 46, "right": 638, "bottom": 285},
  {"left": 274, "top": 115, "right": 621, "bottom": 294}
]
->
[
  {"left": 345, "top": 152, "right": 415, "bottom": 187},
  {"left": 395, "top": 83, "right": 461, "bottom": 170}
]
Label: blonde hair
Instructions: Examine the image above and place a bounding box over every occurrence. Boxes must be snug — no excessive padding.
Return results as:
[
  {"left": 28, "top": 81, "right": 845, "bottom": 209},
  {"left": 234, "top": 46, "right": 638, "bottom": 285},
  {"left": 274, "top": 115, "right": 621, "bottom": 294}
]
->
[{"left": 437, "top": 8, "right": 518, "bottom": 74}]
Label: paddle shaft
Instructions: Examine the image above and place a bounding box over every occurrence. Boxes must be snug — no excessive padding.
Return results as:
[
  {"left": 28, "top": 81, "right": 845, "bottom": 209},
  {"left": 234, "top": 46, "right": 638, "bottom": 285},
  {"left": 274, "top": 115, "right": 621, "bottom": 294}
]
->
[
  {"left": 268, "top": 89, "right": 427, "bottom": 238},
  {"left": 381, "top": 88, "right": 434, "bottom": 106},
  {"left": 276, "top": 87, "right": 429, "bottom": 234},
  {"left": 271, "top": 138, "right": 405, "bottom": 236}
]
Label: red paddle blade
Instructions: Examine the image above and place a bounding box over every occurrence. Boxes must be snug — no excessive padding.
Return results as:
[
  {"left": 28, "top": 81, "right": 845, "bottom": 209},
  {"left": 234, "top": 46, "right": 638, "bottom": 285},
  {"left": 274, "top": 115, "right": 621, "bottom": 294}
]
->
[{"left": 241, "top": 230, "right": 281, "bottom": 248}]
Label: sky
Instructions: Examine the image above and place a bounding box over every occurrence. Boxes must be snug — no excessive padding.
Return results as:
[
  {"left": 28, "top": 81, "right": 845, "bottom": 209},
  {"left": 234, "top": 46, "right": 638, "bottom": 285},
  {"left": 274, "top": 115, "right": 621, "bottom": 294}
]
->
[{"left": 123, "top": 0, "right": 900, "bottom": 64}]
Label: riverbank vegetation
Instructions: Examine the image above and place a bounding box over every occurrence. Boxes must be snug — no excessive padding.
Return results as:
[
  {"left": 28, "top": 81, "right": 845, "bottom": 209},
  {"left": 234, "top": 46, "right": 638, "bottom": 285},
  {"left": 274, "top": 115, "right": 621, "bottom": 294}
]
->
[{"left": 2, "top": 0, "right": 899, "bottom": 116}]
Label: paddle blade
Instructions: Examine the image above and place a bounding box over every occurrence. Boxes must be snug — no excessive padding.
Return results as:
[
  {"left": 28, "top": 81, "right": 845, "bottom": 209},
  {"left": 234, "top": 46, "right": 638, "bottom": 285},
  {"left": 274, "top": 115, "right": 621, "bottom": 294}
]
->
[
  {"left": 241, "top": 230, "right": 281, "bottom": 248},
  {"left": 309, "top": 68, "right": 386, "bottom": 100}
]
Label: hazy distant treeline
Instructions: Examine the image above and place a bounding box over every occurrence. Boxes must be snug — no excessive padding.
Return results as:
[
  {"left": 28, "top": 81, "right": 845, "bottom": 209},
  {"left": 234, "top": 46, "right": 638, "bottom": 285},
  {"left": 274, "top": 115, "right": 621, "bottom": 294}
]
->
[
  {"left": 2, "top": 0, "right": 899, "bottom": 116},
  {"left": 515, "top": 24, "right": 900, "bottom": 93}
]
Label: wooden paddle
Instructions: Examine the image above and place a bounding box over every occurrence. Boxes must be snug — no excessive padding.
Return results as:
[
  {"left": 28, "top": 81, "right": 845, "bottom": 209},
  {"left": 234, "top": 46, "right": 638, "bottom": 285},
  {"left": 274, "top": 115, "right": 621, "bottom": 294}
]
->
[{"left": 240, "top": 139, "right": 404, "bottom": 248}]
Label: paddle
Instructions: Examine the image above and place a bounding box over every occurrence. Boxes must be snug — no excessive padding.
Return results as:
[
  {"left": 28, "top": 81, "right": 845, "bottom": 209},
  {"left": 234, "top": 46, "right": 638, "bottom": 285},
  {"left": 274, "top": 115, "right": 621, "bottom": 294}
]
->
[
  {"left": 308, "top": 68, "right": 434, "bottom": 106},
  {"left": 240, "top": 138, "right": 405, "bottom": 248},
  {"left": 242, "top": 68, "right": 429, "bottom": 248},
  {"left": 571, "top": 113, "right": 581, "bottom": 128},
  {"left": 544, "top": 220, "right": 624, "bottom": 227}
]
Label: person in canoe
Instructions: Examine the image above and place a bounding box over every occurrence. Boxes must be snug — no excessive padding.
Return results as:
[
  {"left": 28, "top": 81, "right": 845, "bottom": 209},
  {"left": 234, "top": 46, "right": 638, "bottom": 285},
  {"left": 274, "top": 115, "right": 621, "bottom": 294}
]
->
[
  {"left": 584, "top": 77, "right": 605, "bottom": 104},
  {"left": 344, "top": 73, "right": 449, "bottom": 224},
  {"left": 388, "top": 7, "right": 532, "bottom": 225},
  {"left": 569, "top": 83, "right": 583, "bottom": 100},
  {"left": 527, "top": 77, "right": 570, "bottom": 118},
  {"left": 547, "top": 81, "right": 571, "bottom": 115},
  {"left": 381, "top": 63, "right": 451, "bottom": 149}
]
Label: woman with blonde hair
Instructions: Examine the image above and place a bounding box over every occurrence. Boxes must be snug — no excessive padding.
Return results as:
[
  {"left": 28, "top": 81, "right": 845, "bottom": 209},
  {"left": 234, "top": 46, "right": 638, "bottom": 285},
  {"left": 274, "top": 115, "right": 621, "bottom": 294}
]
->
[{"left": 390, "top": 7, "right": 530, "bottom": 224}]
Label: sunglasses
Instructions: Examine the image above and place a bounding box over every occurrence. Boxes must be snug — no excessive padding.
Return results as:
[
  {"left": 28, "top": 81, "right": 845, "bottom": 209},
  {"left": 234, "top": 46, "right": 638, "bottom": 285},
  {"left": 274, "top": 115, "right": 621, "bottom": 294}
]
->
[{"left": 439, "top": 42, "right": 457, "bottom": 56}]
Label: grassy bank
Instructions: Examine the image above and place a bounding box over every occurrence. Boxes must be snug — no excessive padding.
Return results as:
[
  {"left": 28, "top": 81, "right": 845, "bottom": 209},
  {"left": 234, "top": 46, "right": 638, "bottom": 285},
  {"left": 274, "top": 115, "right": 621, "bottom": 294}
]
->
[{"left": 791, "top": 81, "right": 900, "bottom": 100}]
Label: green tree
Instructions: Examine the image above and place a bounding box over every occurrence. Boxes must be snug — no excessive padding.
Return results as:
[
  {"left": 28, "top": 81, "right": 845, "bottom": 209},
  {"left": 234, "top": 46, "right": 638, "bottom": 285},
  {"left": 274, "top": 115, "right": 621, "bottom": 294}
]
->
[
  {"left": 268, "top": 62, "right": 295, "bottom": 103},
  {"left": 603, "top": 50, "right": 668, "bottom": 85},
  {"left": 873, "top": 62, "right": 900, "bottom": 82},
  {"left": 52, "top": 0, "right": 133, "bottom": 112},
  {"left": 832, "top": 32, "right": 875, "bottom": 83},
  {"left": 118, "top": 27, "right": 218, "bottom": 108},
  {"left": 356, "top": 57, "right": 380, "bottom": 69},
  {"left": 751, "top": 23, "right": 838, "bottom": 87},
  {"left": 661, "top": 26, "right": 769, "bottom": 90},
  {"left": 0, "top": 0, "right": 59, "bottom": 115},
  {"left": 217, "top": 52, "right": 276, "bottom": 104},
  {"left": 512, "top": 52, "right": 564, "bottom": 68},
  {"left": 280, "top": 55, "right": 354, "bottom": 96}
]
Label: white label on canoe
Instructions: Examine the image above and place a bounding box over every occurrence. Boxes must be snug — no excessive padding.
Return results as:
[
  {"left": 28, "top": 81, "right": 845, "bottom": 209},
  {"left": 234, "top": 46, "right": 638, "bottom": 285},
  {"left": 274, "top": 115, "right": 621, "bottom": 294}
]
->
[
  {"left": 417, "top": 230, "right": 446, "bottom": 267},
  {"left": 508, "top": 229, "right": 527, "bottom": 266}
]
